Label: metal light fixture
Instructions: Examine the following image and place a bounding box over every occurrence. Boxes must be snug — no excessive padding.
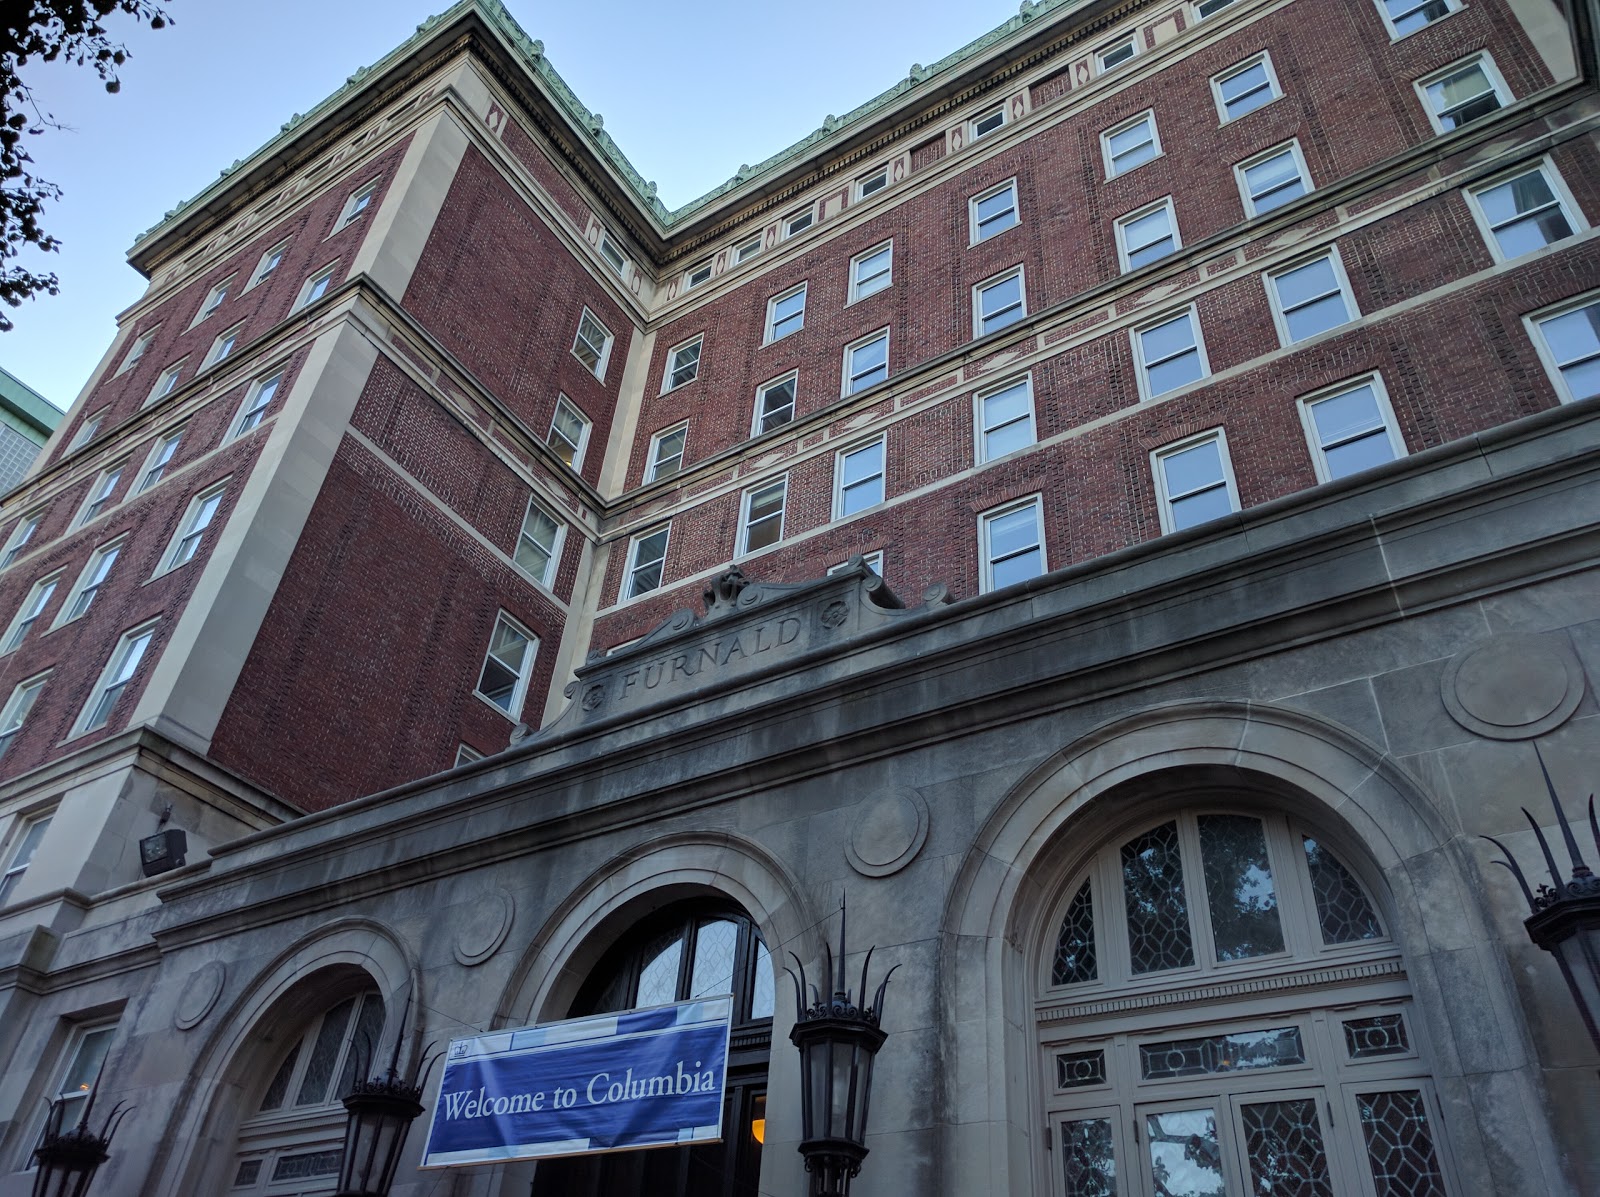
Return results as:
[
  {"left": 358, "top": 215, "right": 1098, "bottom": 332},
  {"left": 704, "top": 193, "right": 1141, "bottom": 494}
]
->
[
  {"left": 30, "top": 1070, "right": 130, "bottom": 1197},
  {"left": 334, "top": 996, "right": 439, "bottom": 1197},
  {"left": 785, "top": 898, "right": 898, "bottom": 1197},
  {"left": 1485, "top": 750, "right": 1600, "bottom": 1052}
]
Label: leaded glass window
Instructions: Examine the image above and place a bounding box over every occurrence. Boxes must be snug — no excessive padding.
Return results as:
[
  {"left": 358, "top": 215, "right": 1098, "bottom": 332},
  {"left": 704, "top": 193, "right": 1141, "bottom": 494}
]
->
[
  {"left": 1304, "top": 836, "right": 1384, "bottom": 943},
  {"left": 1062, "top": 1117, "right": 1117, "bottom": 1197},
  {"left": 1197, "top": 813, "right": 1285, "bottom": 961},
  {"left": 1358, "top": 1089, "right": 1449, "bottom": 1196},
  {"left": 1122, "top": 821, "right": 1196, "bottom": 974},
  {"left": 1241, "top": 1097, "right": 1335, "bottom": 1197},
  {"left": 1053, "top": 879, "right": 1097, "bottom": 985}
]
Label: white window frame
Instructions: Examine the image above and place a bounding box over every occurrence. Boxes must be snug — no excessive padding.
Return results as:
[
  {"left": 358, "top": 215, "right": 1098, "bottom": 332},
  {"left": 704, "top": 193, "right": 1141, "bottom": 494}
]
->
[
  {"left": 570, "top": 308, "right": 614, "bottom": 381},
  {"left": 53, "top": 538, "right": 125, "bottom": 628},
  {"left": 189, "top": 275, "right": 234, "bottom": 328},
  {"left": 1236, "top": 140, "right": 1313, "bottom": 218},
  {"left": 646, "top": 423, "right": 689, "bottom": 483},
  {"left": 753, "top": 373, "right": 798, "bottom": 436},
  {"left": 970, "top": 106, "right": 1006, "bottom": 140},
  {"left": 1096, "top": 34, "right": 1138, "bottom": 73},
  {"left": 970, "top": 179, "right": 1020, "bottom": 245},
  {"left": 1464, "top": 157, "right": 1586, "bottom": 263},
  {"left": 1101, "top": 111, "right": 1161, "bottom": 178},
  {"left": 0, "top": 677, "right": 48, "bottom": 768},
  {"left": 662, "top": 336, "right": 704, "bottom": 393},
  {"left": 684, "top": 260, "right": 713, "bottom": 290},
  {"left": 765, "top": 284, "right": 807, "bottom": 344},
  {"left": 1265, "top": 248, "right": 1359, "bottom": 346},
  {"left": 1152, "top": 429, "right": 1240, "bottom": 534},
  {"left": 73, "top": 462, "right": 126, "bottom": 529},
  {"left": 116, "top": 329, "right": 157, "bottom": 376},
  {"left": 735, "top": 236, "right": 763, "bottom": 264},
  {"left": 137, "top": 429, "right": 183, "bottom": 493},
  {"left": 68, "top": 412, "right": 106, "bottom": 451},
  {"left": 158, "top": 481, "right": 228, "bottom": 575},
  {"left": 783, "top": 207, "right": 815, "bottom": 239},
  {"left": 334, "top": 178, "right": 380, "bottom": 233},
  {"left": 974, "top": 266, "right": 1028, "bottom": 337},
  {"left": 1133, "top": 306, "right": 1210, "bottom": 402},
  {"left": 598, "top": 230, "right": 627, "bottom": 275},
  {"left": 146, "top": 361, "right": 184, "bottom": 406},
  {"left": 1194, "top": 0, "right": 1239, "bottom": 16},
  {"left": 737, "top": 476, "right": 788, "bottom": 556},
  {"left": 1416, "top": 54, "right": 1511, "bottom": 135},
  {"left": 31, "top": 1022, "right": 118, "bottom": 1144},
  {"left": 979, "top": 496, "right": 1045, "bottom": 594},
  {"left": 1375, "top": 0, "right": 1462, "bottom": 40},
  {"left": 975, "top": 376, "right": 1036, "bottom": 464},
  {"left": 829, "top": 551, "right": 884, "bottom": 576},
  {"left": 547, "top": 396, "right": 591, "bottom": 470},
  {"left": 843, "top": 328, "right": 891, "bottom": 397},
  {"left": 849, "top": 241, "right": 894, "bottom": 305},
  {"left": 1212, "top": 53, "right": 1282, "bottom": 124},
  {"left": 1115, "top": 198, "right": 1181, "bottom": 274},
  {"left": 1, "top": 510, "right": 44, "bottom": 570},
  {"left": 246, "top": 239, "right": 291, "bottom": 290},
  {"left": 2, "top": 572, "right": 61, "bottom": 654},
  {"left": 473, "top": 612, "right": 538, "bottom": 721},
  {"left": 202, "top": 322, "right": 246, "bottom": 370},
  {"left": 623, "top": 526, "right": 671, "bottom": 600},
  {"left": 73, "top": 620, "right": 159, "bottom": 736},
  {"left": 455, "top": 743, "right": 485, "bottom": 767},
  {"left": 291, "top": 261, "right": 338, "bottom": 312},
  {"left": 512, "top": 497, "right": 564, "bottom": 588},
  {"left": 231, "top": 371, "right": 284, "bottom": 438},
  {"left": 834, "top": 437, "right": 887, "bottom": 519},
  {"left": 1297, "top": 374, "right": 1407, "bottom": 484},
  {"left": 855, "top": 166, "right": 890, "bottom": 201},
  {"left": 1524, "top": 294, "right": 1600, "bottom": 405}
]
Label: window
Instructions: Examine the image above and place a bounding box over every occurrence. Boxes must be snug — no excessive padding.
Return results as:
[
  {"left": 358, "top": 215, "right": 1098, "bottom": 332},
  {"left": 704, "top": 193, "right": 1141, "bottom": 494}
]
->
[
  {"left": 514, "top": 499, "right": 564, "bottom": 587},
  {"left": 571, "top": 309, "right": 614, "bottom": 380},
  {"left": 334, "top": 178, "right": 379, "bottom": 231},
  {"left": 76, "top": 622, "right": 157, "bottom": 734},
  {"left": 547, "top": 397, "right": 591, "bottom": 469},
  {"left": 1467, "top": 162, "right": 1582, "bottom": 260},
  {"left": 738, "top": 478, "right": 786, "bottom": 554},
  {"left": 1096, "top": 35, "right": 1137, "bottom": 72},
  {"left": 971, "top": 180, "right": 1019, "bottom": 243},
  {"left": 850, "top": 242, "right": 893, "bottom": 303},
  {"left": 856, "top": 166, "right": 889, "bottom": 200},
  {"left": 68, "top": 412, "right": 105, "bottom": 451},
  {"left": 836, "top": 438, "right": 886, "bottom": 518},
  {"left": 1237, "top": 141, "right": 1311, "bottom": 216},
  {"left": 976, "top": 377, "right": 1036, "bottom": 463},
  {"left": 232, "top": 372, "right": 283, "bottom": 437},
  {"left": 624, "top": 526, "right": 670, "bottom": 599},
  {"left": 1419, "top": 56, "right": 1509, "bottom": 133},
  {"left": 3, "top": 573, "right": 59, "bottom": 653},
  {"left": 191, "top": 276, "right": 233, "bottom": 326},
  {"left": 664, "top": 337, "right": 703, "bottom": 391},
  {"left": 783, "top": 208, "right": 814, "bottom": 239},
  {"left": 1102, "top": 112, "right": 1160, "bottom": 177},
  {"left": 476, "top": 613, "right": 537, "bottom": 718},
  {"left": 684, "top": 260, "right": 713, "bottom": 289},
  {"left": 147, "top": 361, "right": 183, "bottom": 405},
  {"left": 975, "top": 268, "right": 1027, "bottom": 337},
  {"left": 0, "top": 678, "right": 47, "bottom": 767},
  {"left": 1195, "top": 0, "right": 1238, "bottom": 14},
  {"left": 56, "top": 540, "right": 123, "bottom": 625},
  {"left": 844, "top": 329, "right": 890, "bottom": 395},
  {"left": 1377, "top": 0, "right": 1460, "bottom": 37},
  {"left": 981, "top": 498, "right": 1044, "bottom": 592},
  {"left": 455, "top": 743, "right": 484, "bottom": 766},
  {"left": 1214, "top": 54, "right": 1281, "bottom": 123},
  {"left": 1116, "top": 199, "right": 1179, "bottom": 272},
  {"left": 1300, "top": 377, "right": 1405, "bottom": 482},
  {"left": 203, "top": 322, "right": 245, "bottom": 369},
  {"left": 970, "top": 107, "right": 1005, "bottom": 139},
  {"left": 162, "top": 483, "right": 226, "bottom": 572},
  {"left": 292, "top": 262, "right": 337, "bottom": 311},
  {"left": 137, "top": 429, "right": 182, "bottom": 493},
  {"left": 646, "top": 424, "right": 688, "bottom": 482},
  {"left": 247, "top": 239, "right": 290, "bottom": 289},
  {"left": 1, "top": 510, "right": 43, "bottom": 569},
  {"left": 829, "top": 551, "right": 883, "bottom": 576},
  {"left": 598, "top": 231, "right": 627, "bottom": 274},
  {"left": 1134, "top": 308, "right": 1209, "bottom": 400},
  {"left": 39, "top": 1023, "right": 117, "bottom": 1134},
  {"left": 735, "top": 236, "right": 762, "bottom": 264},
  {"left": 766, "top": 284, "right": 807, "bottom": 343},
  {"left": 75, "top": 463, "right": 125, "bottom": 527},
  {"left": 117, "top": 330, "right": 156, "bottom": 375},
  {"left": 753, "top": 374, "right": 798, "bottom": 435},
  {"left": 1154, "top": 431, "right": 1238, "bottom": 532},
  {"left": 1529, "top": 298, "right": 1600, "bottom": 404},
  {"left": 1267, "top": 251, "right": 1357, "bottom": 344}
]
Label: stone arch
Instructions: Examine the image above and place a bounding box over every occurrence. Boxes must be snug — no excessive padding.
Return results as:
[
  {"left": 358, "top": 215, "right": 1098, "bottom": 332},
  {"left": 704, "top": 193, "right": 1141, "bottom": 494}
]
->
[
  {"left": 937, "top": 699, "right": 1559, "bottom": 1197},
  {"left": 145, "top": 917, "right": 418, "bottom": 1197}
]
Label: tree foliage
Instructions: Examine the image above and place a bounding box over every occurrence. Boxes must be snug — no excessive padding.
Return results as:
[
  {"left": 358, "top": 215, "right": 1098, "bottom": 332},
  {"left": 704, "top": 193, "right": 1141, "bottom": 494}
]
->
[{"left": 1, "top": 2, "right": 170, "bottom": 332}]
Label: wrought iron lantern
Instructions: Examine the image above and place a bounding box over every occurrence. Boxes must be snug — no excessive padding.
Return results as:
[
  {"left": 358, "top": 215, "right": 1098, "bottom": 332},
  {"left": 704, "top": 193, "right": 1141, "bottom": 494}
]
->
[
  {"left": 1484, "top": 751, "right": 1600, "bottom": 1052},
  {"left": 786, "top": 898, "right": 898, "bottom": 1197},
  {"left": 334, "top": 998, "right": 439, "bottom": 1197},
  {"left": 30, "top": 1080, "right": 129, "bottom": 1197}
]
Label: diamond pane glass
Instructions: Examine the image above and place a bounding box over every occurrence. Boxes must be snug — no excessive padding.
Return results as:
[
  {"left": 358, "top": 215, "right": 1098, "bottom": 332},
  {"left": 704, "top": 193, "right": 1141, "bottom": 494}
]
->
[
  {"left": 690, "top": 918, "right": 739, "bottom": 998},
  {"left": 1358, "top": 1090, "right": 1448, "bottom": 1197},
  {"left": 1197, "top": 814, "right": 1285, "bottom": 961},
  {"left": 335, "top": 993, "right": 386, "bottom": 1099},
  {"left": 1122, "top": 821, "right": 1195, "bottom": 973},
  {"left": 1345, "top": 1014, "right": 1411, "bottom": 1059},
  {"left": 1140, "top": 1026, "right": 1305, "bottom": 1080},
  {"left": 1053, "top": 879, "right": 1098, "bottom": 985},
  {"left": 1056, "top": 1049, "right": 1107, "bottom": 1089},
  {"left": 1303, "top": 837, "right": 1384, "bottom": 943},
  {"left": 272, "top": 1149, "right": 342, "bottom": 1181},
  {"left": 257, "top": 1040, "right": 300, "bottom": 1111},
  {"left": 752, "top": 938, "right": 775, "bottom": 1019},
  {"left": 295, "top": 996, "right": 355, "bottom": 1106},
  {"left": 636, "top": 928, "right": 685, "bottom": 1006},
  {"left": 1145, "top": 1108, "right": 1226, "bottom": 1196},
  {"left": 1241, "top": 1098, "right": 1335, "bottom": 1197},
  {"left": 1063, "top": 1117, "right": 1117, "bottom": 1197}
]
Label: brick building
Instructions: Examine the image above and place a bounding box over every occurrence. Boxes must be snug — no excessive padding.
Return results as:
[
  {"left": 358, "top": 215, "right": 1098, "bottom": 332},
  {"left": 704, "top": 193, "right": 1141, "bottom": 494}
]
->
[{"left": 0, "top": 0, "right": 1597, "bottom": 1193}]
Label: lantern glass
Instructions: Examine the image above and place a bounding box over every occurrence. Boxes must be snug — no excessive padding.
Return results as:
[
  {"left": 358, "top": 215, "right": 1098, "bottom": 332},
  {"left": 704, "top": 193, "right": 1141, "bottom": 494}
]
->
[
  {"left": 1549, "top": 921, "right": 1600, "bottom": 1041},
  {"left": 335, "top": 1091, "right": 423, "bottom": 1197}
]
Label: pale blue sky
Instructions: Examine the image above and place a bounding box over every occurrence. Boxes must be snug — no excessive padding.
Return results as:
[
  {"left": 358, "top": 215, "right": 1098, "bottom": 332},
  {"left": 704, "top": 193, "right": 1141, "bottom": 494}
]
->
[{"left": 3, "top": 0, "right": 1025, "bottom": 411}]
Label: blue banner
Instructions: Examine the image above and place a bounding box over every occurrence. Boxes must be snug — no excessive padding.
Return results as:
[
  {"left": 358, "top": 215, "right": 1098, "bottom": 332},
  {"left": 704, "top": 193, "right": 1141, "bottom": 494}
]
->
[{"left": 420, "top": 996, "right": 733, "bottom": 1167}]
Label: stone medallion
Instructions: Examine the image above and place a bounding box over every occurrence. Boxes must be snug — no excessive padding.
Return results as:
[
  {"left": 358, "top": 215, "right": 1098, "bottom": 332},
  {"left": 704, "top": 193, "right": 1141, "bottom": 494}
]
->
[
  {"left": 174, "top": 960, "right": 226, "bottom": 1031},
  {"left": 845, "top": 789, "right": 930, "bottom": 878},
  {"left": 453, "top": 888, "right": 516, "bottom": 967},
  {"left": 1441, "top": 633, "right": 1585, "bottom": 740}
]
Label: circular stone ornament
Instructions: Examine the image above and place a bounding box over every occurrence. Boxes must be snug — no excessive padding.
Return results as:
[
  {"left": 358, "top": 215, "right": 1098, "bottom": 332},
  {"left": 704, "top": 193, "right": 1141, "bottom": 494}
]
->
[
  {"left": 453, "top": 888, "right": 516, "bottom": 967},
  {"left": 174, "top": 960, "right": 226, "bottom": 1031},
  {"left": 1441, "top": 633, "right": 1585, "bottom": 740},
  {"left": 845, "top": 789, "right": 930, "bottom": 878}
]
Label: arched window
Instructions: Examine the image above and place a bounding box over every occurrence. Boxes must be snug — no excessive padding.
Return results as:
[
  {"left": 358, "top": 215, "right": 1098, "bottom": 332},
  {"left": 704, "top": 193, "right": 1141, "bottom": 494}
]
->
[
  {"left": 230, "top": 990, "right": 385, "bottom": 1194},
  {"left": 533, "top": 901, "right": 773, "bottom": 1197},
  {"left": 1037, "top": 809, "right": 1457, "bottom": 1197}
]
